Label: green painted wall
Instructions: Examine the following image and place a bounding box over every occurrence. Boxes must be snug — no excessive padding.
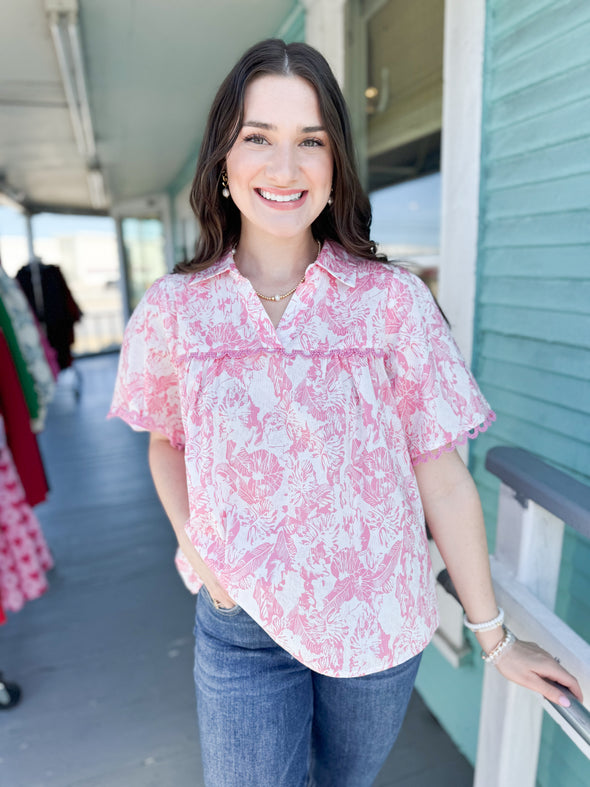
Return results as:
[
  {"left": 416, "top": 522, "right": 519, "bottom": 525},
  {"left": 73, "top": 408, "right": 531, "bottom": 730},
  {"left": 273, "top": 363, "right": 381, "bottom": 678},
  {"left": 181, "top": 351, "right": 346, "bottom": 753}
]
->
[
  {"left": 417, "top": 1, "right": 590, "bottom": 784},
  {"left": 276, "top": 0, "right": 306, "bottom": 44}
]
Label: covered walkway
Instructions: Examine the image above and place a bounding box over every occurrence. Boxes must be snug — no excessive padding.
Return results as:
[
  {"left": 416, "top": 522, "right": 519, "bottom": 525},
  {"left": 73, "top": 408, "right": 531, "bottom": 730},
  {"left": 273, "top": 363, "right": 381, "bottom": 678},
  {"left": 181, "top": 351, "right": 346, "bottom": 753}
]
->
[{"left": 0, "top": 356, "right": 473, "bottom": 786}]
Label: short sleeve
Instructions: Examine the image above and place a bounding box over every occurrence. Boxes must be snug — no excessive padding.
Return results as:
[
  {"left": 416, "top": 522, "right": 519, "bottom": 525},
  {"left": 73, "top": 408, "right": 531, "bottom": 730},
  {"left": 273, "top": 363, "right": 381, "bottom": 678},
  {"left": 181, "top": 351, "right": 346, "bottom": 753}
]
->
[
  {"left": 385, "top": 270, "right": 495, "bottom": 464},
  {"left": 108, "top": 278, "right": 185, "bottom": 450}
]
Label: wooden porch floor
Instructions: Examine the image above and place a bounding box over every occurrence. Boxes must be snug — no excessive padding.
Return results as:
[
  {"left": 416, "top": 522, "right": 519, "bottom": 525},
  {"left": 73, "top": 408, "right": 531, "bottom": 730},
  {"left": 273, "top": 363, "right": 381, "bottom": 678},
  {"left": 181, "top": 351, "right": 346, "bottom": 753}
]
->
[{"left": 0, "top": 355, "right": 473, "bottom": 786}]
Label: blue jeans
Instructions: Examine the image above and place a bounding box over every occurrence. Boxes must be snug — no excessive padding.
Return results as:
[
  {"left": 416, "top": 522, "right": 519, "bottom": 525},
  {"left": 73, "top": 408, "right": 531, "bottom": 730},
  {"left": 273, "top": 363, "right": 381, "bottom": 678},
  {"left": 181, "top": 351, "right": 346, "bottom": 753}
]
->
[{"left": 194, "top": 585, "right": 422, "bottom": 787}]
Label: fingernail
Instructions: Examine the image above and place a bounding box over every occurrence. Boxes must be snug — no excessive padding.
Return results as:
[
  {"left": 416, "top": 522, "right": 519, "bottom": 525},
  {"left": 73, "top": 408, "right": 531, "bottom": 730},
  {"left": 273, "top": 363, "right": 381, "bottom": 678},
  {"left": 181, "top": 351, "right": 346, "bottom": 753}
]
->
[{"left": 558, "top": 695, "right": 571, "bottom": 708}]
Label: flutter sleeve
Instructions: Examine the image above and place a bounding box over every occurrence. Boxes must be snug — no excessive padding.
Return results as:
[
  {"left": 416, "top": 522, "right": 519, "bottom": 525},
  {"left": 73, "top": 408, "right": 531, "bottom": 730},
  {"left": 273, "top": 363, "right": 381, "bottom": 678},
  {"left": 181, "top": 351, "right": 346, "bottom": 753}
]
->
[
  {"left": 108, "top": 278, "right": 185, "bottom": 450},
  {"left": 385, "top": 269, "right": 495, "bottom": 464}
]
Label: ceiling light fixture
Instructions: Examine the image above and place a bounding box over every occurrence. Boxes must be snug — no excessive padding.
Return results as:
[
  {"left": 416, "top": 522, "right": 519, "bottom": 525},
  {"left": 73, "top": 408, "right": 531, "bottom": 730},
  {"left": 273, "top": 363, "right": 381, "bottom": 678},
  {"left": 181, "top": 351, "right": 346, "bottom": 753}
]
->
[
  {"left": 86, "top": 168, "right": 106, "bottom": 209},
  {"left": 65, "top": 12, "right": 96, "bottom": 159},
  {"left": 45, "top": 0, "right": 106, "bottom": 208},
  {"left": 45, "top": 0, "right": 96, "bottom": 159}
]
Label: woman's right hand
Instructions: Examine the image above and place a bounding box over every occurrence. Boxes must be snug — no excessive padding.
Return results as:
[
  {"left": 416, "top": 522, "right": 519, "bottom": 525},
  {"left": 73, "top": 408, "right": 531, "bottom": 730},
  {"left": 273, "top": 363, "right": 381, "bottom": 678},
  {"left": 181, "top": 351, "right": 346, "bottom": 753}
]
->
[
  {"left": 205, "top": 582, "right": 237, "bottom": 610},
  {"left": 148, "top": 433, "right": 238, "bottom": 610}
]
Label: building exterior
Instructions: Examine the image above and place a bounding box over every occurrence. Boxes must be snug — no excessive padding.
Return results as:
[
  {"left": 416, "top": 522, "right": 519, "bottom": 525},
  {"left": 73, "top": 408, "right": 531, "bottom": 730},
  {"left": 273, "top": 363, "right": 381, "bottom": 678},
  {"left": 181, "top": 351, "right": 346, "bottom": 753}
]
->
[
  {"left": 283, "top": 2, "right": 589, "bottom": 784},
  {"left": 469, "top": 3, "right": 590, "bottom": 785},
  {"left": 6, "top": 1, "right": 585, "bottom": 781}
]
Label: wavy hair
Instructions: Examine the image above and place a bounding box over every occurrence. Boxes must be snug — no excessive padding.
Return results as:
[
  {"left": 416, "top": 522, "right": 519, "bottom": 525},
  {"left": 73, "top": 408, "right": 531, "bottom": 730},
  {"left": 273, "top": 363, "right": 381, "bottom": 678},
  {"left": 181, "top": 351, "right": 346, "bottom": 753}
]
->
[{"left": 175, "top": 39, "right": 383, "bottom": 274}]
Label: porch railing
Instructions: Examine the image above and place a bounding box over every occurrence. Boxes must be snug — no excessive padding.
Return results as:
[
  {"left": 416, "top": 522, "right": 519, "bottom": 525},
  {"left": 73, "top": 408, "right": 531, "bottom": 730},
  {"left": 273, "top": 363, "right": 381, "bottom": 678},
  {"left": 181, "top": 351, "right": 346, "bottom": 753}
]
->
[
  {"left": 73, "top": 309, "right": 124, "bottom": 355},
  {"left": 474, "top": 446, "right": 590, "bottom": 786}
]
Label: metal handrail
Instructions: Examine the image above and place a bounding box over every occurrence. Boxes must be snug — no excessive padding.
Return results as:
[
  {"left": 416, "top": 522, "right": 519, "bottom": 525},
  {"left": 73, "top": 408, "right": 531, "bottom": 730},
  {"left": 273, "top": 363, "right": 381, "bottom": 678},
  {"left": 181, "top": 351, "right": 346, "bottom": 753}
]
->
[{"left": 485, "top": 446, "right": 590, "bottom": 540}]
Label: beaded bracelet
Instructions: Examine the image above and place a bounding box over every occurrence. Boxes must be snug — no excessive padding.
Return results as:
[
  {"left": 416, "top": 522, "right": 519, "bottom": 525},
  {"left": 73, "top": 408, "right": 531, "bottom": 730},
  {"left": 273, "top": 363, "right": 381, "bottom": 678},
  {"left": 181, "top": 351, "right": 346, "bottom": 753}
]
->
[
  {"left": 463, "top": 606, "right": 504, "bottom": 632},
  {"left": 481, "top": 626, "right": 516, "bottom": 664}
]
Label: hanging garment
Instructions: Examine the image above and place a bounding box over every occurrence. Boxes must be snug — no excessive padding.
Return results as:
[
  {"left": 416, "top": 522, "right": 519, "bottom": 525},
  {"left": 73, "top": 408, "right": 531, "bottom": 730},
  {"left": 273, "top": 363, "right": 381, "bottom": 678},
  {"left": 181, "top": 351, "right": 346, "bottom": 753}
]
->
[
  {"left": 0, "top": 267, "right": 55, "bottom": 429},
  {"left": 0, "top": 296, "right": 40, "bottom": 424},
  {"left": 0, "top": 415, "right": 53, "bottom": 613},
  {"left": 16, "top": 263, "right": 83, "bottom": 370},
  {"left": 0, "top": 331, "right": 49, "bottom": 507},
  {"left": 35, "top": 314, "right": 60, "bottom": 380}
]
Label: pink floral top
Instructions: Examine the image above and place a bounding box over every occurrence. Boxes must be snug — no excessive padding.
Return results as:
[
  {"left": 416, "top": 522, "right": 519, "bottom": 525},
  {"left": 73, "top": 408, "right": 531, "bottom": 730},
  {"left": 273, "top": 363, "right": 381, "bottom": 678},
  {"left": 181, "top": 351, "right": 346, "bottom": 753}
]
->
[{"left": 109, "top": 240, "right": 494, "bottom": 677}]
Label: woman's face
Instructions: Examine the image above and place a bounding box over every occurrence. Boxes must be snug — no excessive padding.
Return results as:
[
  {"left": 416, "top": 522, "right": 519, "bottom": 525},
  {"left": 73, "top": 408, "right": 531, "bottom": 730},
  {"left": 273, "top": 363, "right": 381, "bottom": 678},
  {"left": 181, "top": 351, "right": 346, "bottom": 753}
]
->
[{"left": 225, "top": 75, "right": 334, "bottom": 244}]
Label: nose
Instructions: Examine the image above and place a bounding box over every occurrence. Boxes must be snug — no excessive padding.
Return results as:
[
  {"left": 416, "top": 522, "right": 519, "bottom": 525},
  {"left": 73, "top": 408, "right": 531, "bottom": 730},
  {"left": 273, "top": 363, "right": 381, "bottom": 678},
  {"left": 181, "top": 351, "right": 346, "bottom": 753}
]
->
[{"left": 266, "top": 142, "right": 298, "bottom": 184}]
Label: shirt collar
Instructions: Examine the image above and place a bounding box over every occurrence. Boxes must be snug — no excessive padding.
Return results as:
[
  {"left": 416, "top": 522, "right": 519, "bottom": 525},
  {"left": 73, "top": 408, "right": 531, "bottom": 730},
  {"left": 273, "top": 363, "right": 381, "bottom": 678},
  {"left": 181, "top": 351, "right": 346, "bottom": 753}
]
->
[
  {"left": 188, "top": 239, "right": 357, "bottom": 287},
  {"left": 188, "top": 249, "right": 236, "bottom": 285},
  {"left": 311, "top": 240, "right": 357, "bottom": 287}
]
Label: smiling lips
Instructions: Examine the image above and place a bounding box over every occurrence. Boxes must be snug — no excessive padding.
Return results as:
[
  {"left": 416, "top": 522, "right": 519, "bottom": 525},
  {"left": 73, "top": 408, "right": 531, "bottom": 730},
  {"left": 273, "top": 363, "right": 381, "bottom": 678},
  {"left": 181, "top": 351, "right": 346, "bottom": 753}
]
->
[{"left": 256, "top": 188, "right": 306, "bottom": 207}]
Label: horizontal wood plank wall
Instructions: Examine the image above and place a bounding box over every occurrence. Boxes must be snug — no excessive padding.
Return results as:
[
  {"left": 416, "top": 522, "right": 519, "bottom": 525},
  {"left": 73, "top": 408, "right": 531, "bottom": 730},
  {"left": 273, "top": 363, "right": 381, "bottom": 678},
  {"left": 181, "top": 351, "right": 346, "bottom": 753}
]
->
[{"left": 472, "top": 1, "right": 590, "bottom": 784}]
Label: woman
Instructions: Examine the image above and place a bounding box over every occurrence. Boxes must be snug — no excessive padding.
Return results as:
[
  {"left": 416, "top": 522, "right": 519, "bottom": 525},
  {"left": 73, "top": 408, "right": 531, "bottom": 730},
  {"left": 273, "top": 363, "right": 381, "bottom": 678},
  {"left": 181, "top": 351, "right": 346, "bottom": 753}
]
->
[{"left": 110, "top": 39, "right": 582, "bottom": 787}]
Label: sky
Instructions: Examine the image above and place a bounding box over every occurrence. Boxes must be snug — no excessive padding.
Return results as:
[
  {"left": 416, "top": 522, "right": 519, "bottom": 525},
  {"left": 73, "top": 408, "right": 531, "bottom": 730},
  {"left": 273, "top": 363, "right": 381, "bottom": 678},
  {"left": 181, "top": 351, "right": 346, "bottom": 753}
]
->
[{"left": 0, "top": 207, "right": 115, "bottom": 238}]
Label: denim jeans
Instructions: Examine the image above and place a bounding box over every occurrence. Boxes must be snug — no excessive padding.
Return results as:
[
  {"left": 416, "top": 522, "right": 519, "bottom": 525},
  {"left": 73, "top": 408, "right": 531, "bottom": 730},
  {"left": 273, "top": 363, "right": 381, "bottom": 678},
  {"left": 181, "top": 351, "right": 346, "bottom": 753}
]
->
[{"left": 194, "top": 585, "right": 422, "bottom": 787}]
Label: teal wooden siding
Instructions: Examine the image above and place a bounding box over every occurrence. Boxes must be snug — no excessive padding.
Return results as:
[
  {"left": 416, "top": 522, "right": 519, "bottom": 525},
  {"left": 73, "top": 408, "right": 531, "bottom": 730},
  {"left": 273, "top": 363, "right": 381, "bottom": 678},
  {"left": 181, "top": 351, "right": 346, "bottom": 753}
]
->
[
  {"left": 416, "top": 1, "right": 590, "bottom": 783},
  {"left": 474, "top": 0, "right": 590, "bottom": 629}
]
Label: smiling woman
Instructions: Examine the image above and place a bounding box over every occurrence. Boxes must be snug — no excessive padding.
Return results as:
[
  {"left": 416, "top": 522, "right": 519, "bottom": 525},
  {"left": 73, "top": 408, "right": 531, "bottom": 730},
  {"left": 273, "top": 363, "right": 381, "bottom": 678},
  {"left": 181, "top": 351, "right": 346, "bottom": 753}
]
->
[
  {"left": 109, "top": 38, "right": 582, "bottom": 787},
  {"left": 223, "top": 74, "right": 333, "bottom": 318},
  {"left": 225, "top": 74, "right": 333, "bottom": 243},
  {"left": 178, "top": 39, "right": 377, "bottom": 276}
]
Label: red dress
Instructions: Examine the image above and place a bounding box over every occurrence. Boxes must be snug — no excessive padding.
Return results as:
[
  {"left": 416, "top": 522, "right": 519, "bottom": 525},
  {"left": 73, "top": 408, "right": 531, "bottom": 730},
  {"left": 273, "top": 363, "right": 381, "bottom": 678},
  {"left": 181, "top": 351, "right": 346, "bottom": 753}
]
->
[{"left": 0, "top": 331, "right": 49, "bottom": 507}]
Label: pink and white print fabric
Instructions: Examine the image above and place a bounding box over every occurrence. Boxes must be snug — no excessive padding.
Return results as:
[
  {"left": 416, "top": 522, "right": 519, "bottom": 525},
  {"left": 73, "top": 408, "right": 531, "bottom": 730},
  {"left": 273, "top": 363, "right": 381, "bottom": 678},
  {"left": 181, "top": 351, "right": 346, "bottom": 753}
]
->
[
  {"left": 109, "top": 241, "right": 494, "bottom": 677},
  {"left": 0, "top": 416, "right": 53, "bottom": 612}
]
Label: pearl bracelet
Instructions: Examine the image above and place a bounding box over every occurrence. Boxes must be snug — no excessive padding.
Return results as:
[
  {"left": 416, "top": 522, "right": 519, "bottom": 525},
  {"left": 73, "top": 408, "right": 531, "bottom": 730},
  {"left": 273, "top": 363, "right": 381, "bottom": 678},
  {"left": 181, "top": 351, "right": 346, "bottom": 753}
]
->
[
  {"left": 481, "top": 627, "right": 516, "bottom": 664},
  {"left": 463, "top": 606, "right": 504, "bottom": 632}
]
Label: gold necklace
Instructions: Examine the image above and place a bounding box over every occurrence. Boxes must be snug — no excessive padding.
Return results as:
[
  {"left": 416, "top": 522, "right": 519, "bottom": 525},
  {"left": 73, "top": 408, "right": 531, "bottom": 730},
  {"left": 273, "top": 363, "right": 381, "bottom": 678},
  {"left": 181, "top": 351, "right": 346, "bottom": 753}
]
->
[
  {"left": 238, "top": 239, "right": 321, "bottom": 302},
  {"left": 254, "top": 277, "right": 305, "bottom": 302}
]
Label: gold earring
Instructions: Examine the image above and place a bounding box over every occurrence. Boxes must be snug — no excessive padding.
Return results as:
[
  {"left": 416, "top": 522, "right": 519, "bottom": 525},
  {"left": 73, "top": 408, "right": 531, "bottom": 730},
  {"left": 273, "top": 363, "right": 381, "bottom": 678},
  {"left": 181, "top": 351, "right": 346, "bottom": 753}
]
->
[{"left": 221, "top": 171, "right": 230, "bottom": 198}]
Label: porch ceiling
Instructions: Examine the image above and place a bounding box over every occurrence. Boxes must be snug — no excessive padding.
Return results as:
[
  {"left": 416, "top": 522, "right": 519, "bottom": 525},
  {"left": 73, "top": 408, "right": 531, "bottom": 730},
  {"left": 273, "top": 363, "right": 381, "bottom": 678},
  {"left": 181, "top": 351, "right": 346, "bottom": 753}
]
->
[{"left": 0, "top": 0, "right": 295, "bottom": 215}]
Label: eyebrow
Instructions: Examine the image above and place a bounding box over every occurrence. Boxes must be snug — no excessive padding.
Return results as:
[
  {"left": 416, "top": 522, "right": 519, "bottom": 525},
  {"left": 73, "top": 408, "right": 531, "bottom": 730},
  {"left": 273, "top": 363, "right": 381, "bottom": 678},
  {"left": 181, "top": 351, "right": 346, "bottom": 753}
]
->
[{"left": 243, "top": 121, "right": 326, "bottom": 133}]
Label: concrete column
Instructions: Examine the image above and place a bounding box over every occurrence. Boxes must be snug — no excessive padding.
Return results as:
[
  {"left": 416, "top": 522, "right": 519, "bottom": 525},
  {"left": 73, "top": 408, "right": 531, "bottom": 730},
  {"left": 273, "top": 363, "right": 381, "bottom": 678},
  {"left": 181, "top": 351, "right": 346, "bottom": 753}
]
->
[
  {"left": 114, "top": 217, "right": 131, "bottom": 323},
  {"left": 160, "top": 192, "right": 175, "bottom": 273},
  {"left": 24, "top": 212, "right": 36, "bottom": 259},
  {"left": 437, "top": 0, "right": 486, "bottom": 366},
  {"left": 302, "top": 0, "right": 347, "bottom": 87}
]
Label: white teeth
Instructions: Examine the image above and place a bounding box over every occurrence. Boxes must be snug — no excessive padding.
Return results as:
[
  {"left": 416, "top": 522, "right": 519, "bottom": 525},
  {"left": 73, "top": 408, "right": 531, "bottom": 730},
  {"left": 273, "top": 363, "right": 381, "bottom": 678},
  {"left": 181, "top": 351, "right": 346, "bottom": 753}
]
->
[{"left": 258, "top": 189, "right": 303, "bottom": 203}]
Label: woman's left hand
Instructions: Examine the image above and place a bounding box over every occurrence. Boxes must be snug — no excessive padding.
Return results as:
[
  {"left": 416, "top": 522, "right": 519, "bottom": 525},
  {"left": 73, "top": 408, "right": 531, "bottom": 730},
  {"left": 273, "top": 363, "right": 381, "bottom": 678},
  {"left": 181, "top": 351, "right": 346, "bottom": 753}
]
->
[{"left": 492, "top": 638, "right": 584, "bottom": 707}]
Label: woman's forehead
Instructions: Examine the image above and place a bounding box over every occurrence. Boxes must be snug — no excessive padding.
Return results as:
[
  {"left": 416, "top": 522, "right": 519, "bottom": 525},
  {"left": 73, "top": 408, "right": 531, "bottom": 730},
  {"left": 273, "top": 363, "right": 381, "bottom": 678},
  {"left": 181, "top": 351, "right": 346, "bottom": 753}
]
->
[{"left": 242, "top": 75, "right": 323, "bottom": 126}]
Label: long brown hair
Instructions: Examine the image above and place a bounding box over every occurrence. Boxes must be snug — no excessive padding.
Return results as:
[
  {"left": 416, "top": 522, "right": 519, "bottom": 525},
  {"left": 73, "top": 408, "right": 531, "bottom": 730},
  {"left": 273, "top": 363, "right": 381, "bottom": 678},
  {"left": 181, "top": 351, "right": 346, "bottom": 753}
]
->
[{"left": 175, "top": 39, "right": 382, "bottom": 274}]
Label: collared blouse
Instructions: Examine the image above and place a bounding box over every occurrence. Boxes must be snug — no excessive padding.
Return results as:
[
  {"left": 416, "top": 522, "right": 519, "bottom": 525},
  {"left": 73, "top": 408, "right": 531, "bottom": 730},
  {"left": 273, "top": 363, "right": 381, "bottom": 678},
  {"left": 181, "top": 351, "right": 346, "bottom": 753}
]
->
[{"left": 109, "top": 240, "right": 494, "bottom": 677}]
